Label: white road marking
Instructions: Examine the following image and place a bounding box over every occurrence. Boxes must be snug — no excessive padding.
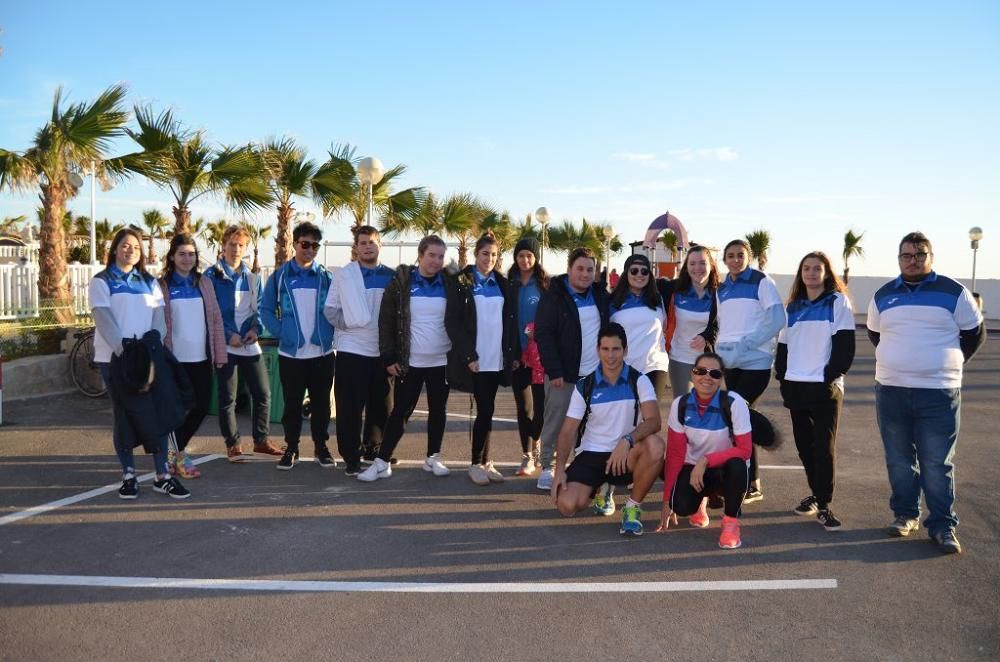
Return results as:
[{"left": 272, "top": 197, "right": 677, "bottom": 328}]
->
[
  {"left": 0, "top": 573, "right": 837, "bottom": 593},
  {"left": 411, "top": 408, "right": 518, "bottom": 423},
  {"left": 0, "top": 454, "right": 224, "bottom": 527}
]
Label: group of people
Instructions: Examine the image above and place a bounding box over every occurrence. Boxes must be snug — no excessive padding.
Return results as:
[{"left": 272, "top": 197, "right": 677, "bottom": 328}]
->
[{"left": 91, "top": 224, "right": 985, "bottom": 553}]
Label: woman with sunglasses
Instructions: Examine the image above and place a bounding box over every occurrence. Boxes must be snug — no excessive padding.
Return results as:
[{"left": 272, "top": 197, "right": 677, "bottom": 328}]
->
[
  {"left": 506, "top": 237, "right": 548, "bottom": 475},
  {"left": 775, "top": 252, "right": 855, "bottom": 530},
  {"left": 608, "top": 254, "right": 670, "bottom": 399},
  {"left": 90, "top": 227, "right": 190, "bottom": 500},
  {"left": 449, "top": 231, "right": 514, "bottom": 486},
  {"left": 657, "top": 352, "right": 752, "bottom": 549},
  {"left": 715, "top": 239, "right": 785, "bottom": 503},
  {"left": 663, "top": 245, "right": 720, "bottom": 398},
  {"left": 159, "top": 234, "right": 228, "bottom": 479}
]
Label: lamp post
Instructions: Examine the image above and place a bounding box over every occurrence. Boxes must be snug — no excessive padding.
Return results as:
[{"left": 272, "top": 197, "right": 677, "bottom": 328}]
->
[
  {"left": 601, "top": 225, "right": 614, "bottom": 273},
  {"left": 535, "top": 206, "right": 550, "bottom": 266},
  {"left": 357, "top": 157, "right": 385, "bottom": 226},
  {"left": 969, "top": 226, "right": 983, "bottom": 293}
]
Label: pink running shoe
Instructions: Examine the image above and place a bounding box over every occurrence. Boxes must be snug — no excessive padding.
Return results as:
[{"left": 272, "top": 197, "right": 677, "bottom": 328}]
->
[
  {"left": 689, "top": 497, "right": 710, "bottom": 528},
  {"left": 719, "top": 515, "right": 742, "bottom": 549}
]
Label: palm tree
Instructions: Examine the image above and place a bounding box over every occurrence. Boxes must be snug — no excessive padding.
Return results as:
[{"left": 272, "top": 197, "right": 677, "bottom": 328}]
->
[
  {"left": 480, "top": 210, "right": 518, "bottom": 258},
  {"left": 200, "top": 219, "right": 229, "bottom": 260},
  {"left": 0, "top": 214, "right": 28, "bottom": 237},
  {"left": 141, "top": 208, "right": 170, "bottom": 264},
  {"left": 394, "top": 192, "right": 492, "bottom": 267},
  {"left": 94, "top": 218, "right": 124, "bottom": 263},
  {"left": 312, "top": 143, "right": 426, "bottom": 230},
  {"left": 744, "top": 229, "right": 772, "bottom": 271},
  {"left": 842, "top": 229, "right": 865, "bottom": 284},
  {"left": 547, "top": 218, "right": 622, "bottom": 269},
  {"left": 242, "top": 220, "right": 272, "bottom": 273},
  {"left": 126, "top": 107, "right": 272, "bottom": 237},
  {"left": 513, "top": 213, "right": 542, "bottom": 242},
  {"left": 0, "top": 85, "right": 134, "bottom": 321},
  {"left": 659, "top": 230, "right": 679, "bottom": 262},
  {"left": 258, "top": 137, "right": 316, "bottom": 268}
]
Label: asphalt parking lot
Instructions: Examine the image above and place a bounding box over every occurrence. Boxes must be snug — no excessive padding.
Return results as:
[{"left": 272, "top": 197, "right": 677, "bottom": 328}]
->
[{"left": 1, "top": 333, "right": 998, "bottom": 661}]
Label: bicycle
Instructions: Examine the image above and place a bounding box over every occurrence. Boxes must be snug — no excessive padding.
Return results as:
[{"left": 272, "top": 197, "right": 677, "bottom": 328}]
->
[{"left": 69, "top": 328, "right": 107, "bottom": 398}]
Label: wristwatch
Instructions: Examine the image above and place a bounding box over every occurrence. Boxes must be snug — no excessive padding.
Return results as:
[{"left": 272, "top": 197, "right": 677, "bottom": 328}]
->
[{"left": 623, "top": 433, "right": 635, "bottom": 448}]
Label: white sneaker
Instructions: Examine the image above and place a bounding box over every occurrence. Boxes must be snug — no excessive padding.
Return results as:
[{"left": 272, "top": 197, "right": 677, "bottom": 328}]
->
[
  {"left": 423, "top": 454, "right": 450, "bottom": 476},
  {"left": 357, "top": 458, "right": 391, "bottom": 482},
  {"left": 484, "top": 462, "right": 505, "bottom": 483},
  {"left": 468, "top": 464, "right": 490, "bottom": 486},
  {"left": 536, "top": 469, "right": 553, "bottom": 491}
]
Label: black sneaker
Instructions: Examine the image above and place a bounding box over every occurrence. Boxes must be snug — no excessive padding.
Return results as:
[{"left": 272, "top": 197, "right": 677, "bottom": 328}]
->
[
  {"left": 932, "top": 529, "right": 962, "bottom": 555},
  {"left": 119, "top": 475, "right": 139, "bottom": 500},
  {"left": 344, "top": 461, "right": 364, "bottom": 476},
  {"left": 888, "top": 515, "right": 920, "bottom": 537},
  {"left": 743, "top": 486, "right": 764, "bottom": 504},
  {"left": 315, "top": 446, "right": 336, "bottom": 469},
  {"left": 794, "top": 495, "right": 819, "bottom": 516},
  {"left": 817, "top": 508, "right": 842, "bottom": 531},
  {"left": 707, "top": 495, "right": 725, "bottom": 510},
  {"left": 277, "top": 448, "right": 298, "bottom": 471},
  {"left": 152, "top": 477, "right": 191, "bottom": 500}
]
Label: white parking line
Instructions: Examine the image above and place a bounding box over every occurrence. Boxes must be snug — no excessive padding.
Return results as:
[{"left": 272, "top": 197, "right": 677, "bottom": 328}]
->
[
  {"left": 0, "top": 573, "right": 837, "bottom": 593},
  {"left": 0, "top": 454, "right": 224, "bottom": 527}
]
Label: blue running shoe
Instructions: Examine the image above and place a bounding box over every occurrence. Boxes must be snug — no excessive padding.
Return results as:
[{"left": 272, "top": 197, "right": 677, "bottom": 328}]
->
[
  {"left": 591, "top": 482, "right": 615, "bottom": 516},
  {"left": 620, "top": 503, "right": 643, "bottom": 537}
]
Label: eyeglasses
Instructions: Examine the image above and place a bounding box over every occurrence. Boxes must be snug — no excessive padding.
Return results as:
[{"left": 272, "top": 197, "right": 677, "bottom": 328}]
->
[
  {"left": 298, "top": 241, "right": 321, "bottom": 251},
  {"left": 692, "top": 367, "right": 723, "bottom": 379},
  {"left": 629, "top": 267, "right": 650, "bottom": 276},
  {"left": 898, "top": 252, "right": 930, "bottom": 263}
]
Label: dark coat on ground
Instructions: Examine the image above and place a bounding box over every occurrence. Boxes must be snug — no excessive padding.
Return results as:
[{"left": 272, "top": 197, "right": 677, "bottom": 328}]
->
[
  {"left": 109, "top": 330, "right": 194, "bottom": 453},
  {"left": 534, "top": 275, "right": 611, "bottom": 383}
]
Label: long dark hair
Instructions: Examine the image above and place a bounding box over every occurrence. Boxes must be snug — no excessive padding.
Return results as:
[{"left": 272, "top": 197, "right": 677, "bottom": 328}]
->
[
  {"left": 611, "top": 255, "right": 659, "bottom": 310},
  {"left": 162, "top": 233, "right": 202, "bottom": 285},
  {"left": 507, "top": 250, "right": 549, "bottom": 291},
  {"left": 676, "top": 245, "right": 720, "bottom": 293},
  {"left": 106, "top": 227, "right": 147, "bottom": 274},
  {"left": 787, "top": 251, "right": 846, "bottom": 304}
]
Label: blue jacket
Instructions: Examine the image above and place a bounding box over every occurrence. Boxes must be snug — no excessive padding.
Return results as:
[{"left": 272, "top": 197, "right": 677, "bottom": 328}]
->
[
  {"left": 204, "top": 260, "right": 263, "bottom": 340},
  {"left": 261, "top": 260, "right": 335, "bottom": 356}
]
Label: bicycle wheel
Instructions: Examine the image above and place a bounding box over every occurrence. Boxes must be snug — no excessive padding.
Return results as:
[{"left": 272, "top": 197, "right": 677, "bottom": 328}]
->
[{"left": 69, "top": 331, "right": 107, "bottom": 398}]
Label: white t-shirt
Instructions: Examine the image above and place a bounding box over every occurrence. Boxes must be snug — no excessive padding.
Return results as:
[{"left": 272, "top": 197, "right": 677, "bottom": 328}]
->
[
  {"left": 89, "top": 267, "right": 165, "bottom": 363},
  {"left": 472, "top": 270, "right": 505, "bottom": 372},
  {"left": 716, "top": 267, "right": 783, "bottom": 353},
  {"left": 866, "top": 272, "right": 983, "bottom": 389},
  {"left": 610, "top": 293, "right": 669, "bottom": 373},
  {"left": 668, "top": 288, "right": 714, "bottom": 365},
  {"left": 667, "top": 390, "right": 752, "bottom": 466},
  {"left": 165, "top": 273, "right": 208, "bottom": 363},
  {"left": 778, "top": 291, "right": 854, "bottom": 385},
  {"left": 225, "top": 263, "right": 262, "bottom": 358},
  {"left": 409, "top": 271, "right": 451, "bottom": 368},
  {"left": 566, "top": 366, "right": 657, "bottom": 453}
]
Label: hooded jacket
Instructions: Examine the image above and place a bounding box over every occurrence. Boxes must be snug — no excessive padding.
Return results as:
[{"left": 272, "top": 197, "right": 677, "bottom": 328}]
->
[{"left": 260, "top": 259, "right": 335, "bottom": 357}]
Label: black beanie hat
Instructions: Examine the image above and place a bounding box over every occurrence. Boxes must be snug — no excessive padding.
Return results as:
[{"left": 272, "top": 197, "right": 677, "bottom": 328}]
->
[{"left": 514, "top": 237, "right": 541, "bottom": 260}]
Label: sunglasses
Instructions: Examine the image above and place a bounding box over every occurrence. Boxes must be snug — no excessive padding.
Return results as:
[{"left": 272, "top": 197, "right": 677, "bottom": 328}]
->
[
  {"left": 629, "top": 266, "right": 650, "bottom": 276},
  {"left": 298, "top": 241, "right": 321, "bottom": 250},
  {"left": 692, "top": 367, "right": 723, "bottom": 379}
]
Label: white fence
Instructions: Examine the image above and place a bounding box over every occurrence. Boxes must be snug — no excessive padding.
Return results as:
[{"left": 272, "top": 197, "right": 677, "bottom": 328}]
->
[{"left": 0, "top": 262, "right": 276, "bottom": 322}]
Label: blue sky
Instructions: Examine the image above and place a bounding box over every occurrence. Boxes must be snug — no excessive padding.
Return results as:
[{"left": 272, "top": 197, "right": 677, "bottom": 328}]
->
[{"left": 1, "top": 1, "right": 997, "bottom": 278}]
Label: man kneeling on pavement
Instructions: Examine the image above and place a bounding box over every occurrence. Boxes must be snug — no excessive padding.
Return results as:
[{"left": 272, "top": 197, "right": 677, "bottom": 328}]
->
[{"left": 551, "top": 322, "right": 664, "bottom": 536}]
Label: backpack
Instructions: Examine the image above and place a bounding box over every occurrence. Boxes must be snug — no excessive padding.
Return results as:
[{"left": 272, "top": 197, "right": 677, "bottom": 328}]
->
[
  {"left": 678, "top": 390, "right": 735, "bottom": 441},
  {"left": 576, "top": 367, "right": 643, "bottom": 446}
]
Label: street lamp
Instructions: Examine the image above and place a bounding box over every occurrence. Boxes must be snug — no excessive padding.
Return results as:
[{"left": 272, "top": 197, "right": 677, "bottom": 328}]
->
[
  {"left": 969, "top": 226, "right": 983, "bottom": 292},
  {"left": 357, "top": 157, "right": 385, "bottom": 226},
  {"left": 535, "top": 206, "right": 550, "bottom": 266}
]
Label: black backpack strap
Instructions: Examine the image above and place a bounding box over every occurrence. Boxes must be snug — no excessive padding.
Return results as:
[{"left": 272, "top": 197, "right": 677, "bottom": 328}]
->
[
  {"left": 575, "top": 374, "right": 596, "bottom": 446},
  {"left": 678, "top": 392, "right": 690, "bottom": 427},
  {"left": 719, "top": 390, "right": 735, "bottom": 441},
  {"left": 628, "top": 368, "right": 642, "bottom": 426}
]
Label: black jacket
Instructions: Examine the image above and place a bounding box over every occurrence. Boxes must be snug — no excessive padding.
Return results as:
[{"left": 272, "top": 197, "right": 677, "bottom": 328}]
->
[
  {"left": 109, "top": 330, "right": 194, "bottom": 453},
  {"left": 446, "top": 265, "right": 515, "bottom": 392},
  {"left": 378, "top": 262, "right": 463, "bottom": 377},
  {"left": 534, "top": 275, "right": 611, "bottom": 383}
]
